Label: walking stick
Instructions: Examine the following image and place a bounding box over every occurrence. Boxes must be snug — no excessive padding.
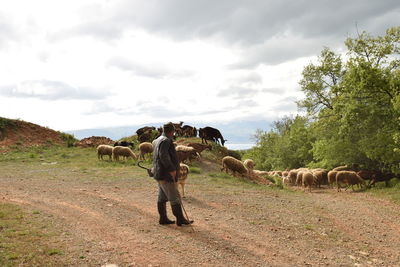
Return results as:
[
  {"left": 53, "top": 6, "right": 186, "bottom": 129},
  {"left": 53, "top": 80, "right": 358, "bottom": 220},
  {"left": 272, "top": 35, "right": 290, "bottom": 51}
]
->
[
  {"left": 180, "top": 197, "right": 195, "bottom": 233},
  {"left": 137, "top": 160, "right": 154, "bottom": 177}
]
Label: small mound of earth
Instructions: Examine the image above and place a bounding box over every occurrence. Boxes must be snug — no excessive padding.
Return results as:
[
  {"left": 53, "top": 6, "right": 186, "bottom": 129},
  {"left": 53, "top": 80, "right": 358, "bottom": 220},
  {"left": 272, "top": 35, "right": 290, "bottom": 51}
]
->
[
  {"left": 0, "top": 117, "right": 66, "bottom": 152},
  {"left": 75, "top": 136, "right": 114, "bottom": 148}
]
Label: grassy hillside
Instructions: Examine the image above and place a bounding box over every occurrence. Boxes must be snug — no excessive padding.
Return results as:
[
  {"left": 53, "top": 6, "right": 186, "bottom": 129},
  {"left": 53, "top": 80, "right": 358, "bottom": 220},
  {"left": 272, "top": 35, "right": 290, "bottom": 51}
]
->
[{"left": 0, "top": 117, "right": 77, "bottom": 152}]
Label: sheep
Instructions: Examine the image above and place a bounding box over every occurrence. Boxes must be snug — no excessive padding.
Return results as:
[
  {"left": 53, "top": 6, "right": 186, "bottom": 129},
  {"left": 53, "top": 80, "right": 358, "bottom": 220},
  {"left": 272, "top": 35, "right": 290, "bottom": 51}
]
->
[
  {"left": 288, "top": 170, "right": 299, "bottom": 185},
  {"left": 221, "top": 156, "right": 248, "bottom": 177},
  {"left": 253, "top": 170, "right": 269, "bottom": 176},
  {"left": 332, "top": 165, "right": 351, "bottom": 171},
  {"left": 282, "top": 176, "right": 290, "bottom": 185},
  {"left": 302, "top": 171, "right": 316, "bottom": 192},
  {"left": 97, "top": 144, "right": 114, "bottom": 160},
  {"left": 312, "top": 169, "right": 328, "bottom": 187},
  {"left": 282, "top": 170, "right": 289, "bottom": 177},
  {"left": 139, "top": 142, "right": 154, "bottom": 160},
  {"left": 186, "top": 143, "right": 212, "bottom": 155},
  {"left": 296, "top": 171, "right": 305, "bottom": 186},
  {"left": 112, "top": 146, "right": 137, "bottom": 161},
  {"left": 177, "top": 163, "right": 190, "bottom": 197},
  {"left": 327, "top": 171, "right": 338, "bottom": 187},
  {"left": 243, "top": 159, "right": 255, "bottom": 170},
  {"left": 336, "top": 171, "right": 365, "bottom": 192},
  {"left": 176, "top": 145, "right": 200, "bottom": 163}
]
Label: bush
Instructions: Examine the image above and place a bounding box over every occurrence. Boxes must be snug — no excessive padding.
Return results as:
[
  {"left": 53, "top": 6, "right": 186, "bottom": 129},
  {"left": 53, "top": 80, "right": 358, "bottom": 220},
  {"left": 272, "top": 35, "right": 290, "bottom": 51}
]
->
[
  {"left": 227, "top": 150, "right": 241, "bottom": 160},
  {"left": 59, "top": 132, "right": 77, "bottom": 147}
]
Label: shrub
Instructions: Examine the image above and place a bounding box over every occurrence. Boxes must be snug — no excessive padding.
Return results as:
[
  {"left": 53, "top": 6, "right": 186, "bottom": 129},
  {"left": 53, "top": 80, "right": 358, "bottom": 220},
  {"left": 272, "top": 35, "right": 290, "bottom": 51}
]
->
[{"left": 227, "top": 149, "right": 241, "bottom": 160}]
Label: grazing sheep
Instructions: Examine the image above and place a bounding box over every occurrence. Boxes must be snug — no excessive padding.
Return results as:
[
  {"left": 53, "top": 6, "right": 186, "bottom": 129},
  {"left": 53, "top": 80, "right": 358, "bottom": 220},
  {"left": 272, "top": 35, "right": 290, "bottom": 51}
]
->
[
  {"left": 288, "top": 170, "right": 299, "bottom": 185},
  {"left": 282, "top": 170, "right": 289, "bottom": 177},
  {"left": 253, "top": 170, "right": 269, "bottom": 176},
  {"left": 312, "top": 169, "right": 328, "bottom": 187},
  {"left": 332, "top": 165, "right": 351, "bottom": 171},
  {"left": 97, "top": 144, "right": 114, "bottom": 160},
  {"left": 176, "top": 145, "right": 200, "bottom": 163},
  {"left": 336, "top": 171, "right": 365, "bottom": 192},
  {"left": 221, "top": 156, "right": 248, "bottom": 177},
  {"left": 296, "top": 171, "right": 305, "bottom": 186},
  {"left": 282, "top": 176, "right": 290, "bottom": 185},
  {"left": 112, "top": 146, "right": 137, "bottom": 161},
  {"left": 243, "top": 159, "right": 255, "bottom": 170},
  {"left": 302, "top": 171, "right": 316, "bottom": 192},
  {"left": 177, "top": 163, "right": 189, "bottom": 197},
  {"left": 186, "top": 143, "right": 212, "bottom": 155},
  {"left": 327, "top": 171, "right": 338, "bottom": 187},
  {"left": 139, "top": 142, "right": 154, "bottom": 160}
]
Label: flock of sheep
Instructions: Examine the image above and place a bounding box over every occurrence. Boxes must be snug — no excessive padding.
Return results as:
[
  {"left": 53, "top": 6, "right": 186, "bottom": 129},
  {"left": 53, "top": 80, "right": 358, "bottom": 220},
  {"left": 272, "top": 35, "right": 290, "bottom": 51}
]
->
[
  {"left": 97, "top": 139, "right": 391, "bottom": 194},
  {"left": 96, "top": 141, "right": 212, "bottom": 196},
  {"left": 220, "top": 157, "right": 383, "bottom": 192}
]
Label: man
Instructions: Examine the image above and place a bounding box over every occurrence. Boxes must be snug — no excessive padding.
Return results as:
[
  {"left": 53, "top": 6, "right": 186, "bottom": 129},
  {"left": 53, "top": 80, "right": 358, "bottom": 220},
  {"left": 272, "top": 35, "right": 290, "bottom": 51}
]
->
[{"left": 152, "top": 122, "right": 193, "bottom": 226}]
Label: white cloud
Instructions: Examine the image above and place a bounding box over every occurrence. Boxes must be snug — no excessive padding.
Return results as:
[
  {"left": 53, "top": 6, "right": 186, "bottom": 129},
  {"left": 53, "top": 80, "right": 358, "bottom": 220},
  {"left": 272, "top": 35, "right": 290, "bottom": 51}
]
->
[{"left": 0, "top": 0, "right": 398, "bottom": 134}]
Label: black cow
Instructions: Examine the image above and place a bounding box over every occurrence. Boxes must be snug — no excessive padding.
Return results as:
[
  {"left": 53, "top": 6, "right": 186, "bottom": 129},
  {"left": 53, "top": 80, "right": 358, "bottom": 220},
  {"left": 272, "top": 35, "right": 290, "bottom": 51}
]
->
[
  {"left": 136, "top": 126, "right": 155, "bottom": 136},
  {"left": 114, "top": 141, "right": 134, "bottom": 147},
  {"left": 199, "top": 126, "right": 227, "bottom": 146}
]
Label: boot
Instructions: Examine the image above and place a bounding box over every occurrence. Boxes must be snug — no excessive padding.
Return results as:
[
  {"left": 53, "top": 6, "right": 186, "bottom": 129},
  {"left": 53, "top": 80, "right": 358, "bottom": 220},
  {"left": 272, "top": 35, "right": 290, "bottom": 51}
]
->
[
  {"left": 171, "top": 203, "right": 194, "bottom": 226},
  {"left": 157, "top": 202, "right": 175, "bottom": 225}
]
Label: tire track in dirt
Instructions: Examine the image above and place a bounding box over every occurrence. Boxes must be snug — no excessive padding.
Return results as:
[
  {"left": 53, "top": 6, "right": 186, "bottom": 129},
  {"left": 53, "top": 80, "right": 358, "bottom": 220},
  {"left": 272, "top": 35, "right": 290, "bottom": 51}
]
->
[
  {"left": 76, "top": 189, "right": 283, "bottom": 266},
  {"left": 2, "top": 190, "right": 178, "bottom": 266}
]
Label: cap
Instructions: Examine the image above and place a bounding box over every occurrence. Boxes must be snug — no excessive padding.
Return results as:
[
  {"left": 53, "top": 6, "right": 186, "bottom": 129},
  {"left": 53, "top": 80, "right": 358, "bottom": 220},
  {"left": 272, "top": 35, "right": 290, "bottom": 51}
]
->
[{"left": 163, "top": 122, "right": 175, "bottom": 133}]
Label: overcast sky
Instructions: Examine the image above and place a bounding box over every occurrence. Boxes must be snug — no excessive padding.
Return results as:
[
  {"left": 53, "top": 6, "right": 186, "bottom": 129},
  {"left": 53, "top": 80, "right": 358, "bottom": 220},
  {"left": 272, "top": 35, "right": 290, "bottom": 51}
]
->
[{"left": 0, "top": 0, "right": 399, "bottom": 132}]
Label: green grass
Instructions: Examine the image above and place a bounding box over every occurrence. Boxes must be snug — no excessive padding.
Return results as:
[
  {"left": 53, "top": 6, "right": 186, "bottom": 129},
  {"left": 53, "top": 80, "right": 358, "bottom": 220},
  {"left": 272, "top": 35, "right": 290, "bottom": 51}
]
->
[
  {"left": 0, "top": 203, "right": 65, "bottom": 266},
  {"left": 367, "top": 178, "right": 400, "bottom": 204}
]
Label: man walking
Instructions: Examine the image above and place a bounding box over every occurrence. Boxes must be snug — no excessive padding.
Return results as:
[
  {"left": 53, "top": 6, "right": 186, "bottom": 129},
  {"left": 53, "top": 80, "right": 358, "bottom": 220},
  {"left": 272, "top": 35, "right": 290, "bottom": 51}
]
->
[{"left": 152, "top": 122, "right": 193, "bottom": 226}]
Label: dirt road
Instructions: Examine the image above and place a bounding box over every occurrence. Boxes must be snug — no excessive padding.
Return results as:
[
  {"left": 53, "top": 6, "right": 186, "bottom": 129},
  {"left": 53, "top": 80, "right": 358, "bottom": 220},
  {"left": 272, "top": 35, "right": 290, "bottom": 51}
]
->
[{"left": 1, "top": 161, "right": 400, "bottom": 266}]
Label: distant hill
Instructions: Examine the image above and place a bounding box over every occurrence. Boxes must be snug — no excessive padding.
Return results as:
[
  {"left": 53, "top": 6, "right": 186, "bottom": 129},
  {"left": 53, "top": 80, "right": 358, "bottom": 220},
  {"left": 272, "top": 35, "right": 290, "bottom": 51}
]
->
[
  {"left": 67, "top": 120, "right": 272, "bottom": 147},
  {"left": 0, "top": 117, "right": 75, "bottom": 152}
]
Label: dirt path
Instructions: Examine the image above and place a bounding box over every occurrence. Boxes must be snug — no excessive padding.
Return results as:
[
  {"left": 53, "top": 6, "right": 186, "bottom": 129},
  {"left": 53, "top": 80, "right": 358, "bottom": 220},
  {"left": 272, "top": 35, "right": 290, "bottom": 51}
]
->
[{"left": 1, "top": 163, "right": 400, "bottom": 266}]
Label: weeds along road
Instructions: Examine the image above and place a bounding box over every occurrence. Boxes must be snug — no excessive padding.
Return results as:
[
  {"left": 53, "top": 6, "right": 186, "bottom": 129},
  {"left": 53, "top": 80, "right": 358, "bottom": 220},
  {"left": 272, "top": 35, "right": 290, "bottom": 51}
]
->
[{"left": 1, "top": 148, "right": 400, "bottom": 266}]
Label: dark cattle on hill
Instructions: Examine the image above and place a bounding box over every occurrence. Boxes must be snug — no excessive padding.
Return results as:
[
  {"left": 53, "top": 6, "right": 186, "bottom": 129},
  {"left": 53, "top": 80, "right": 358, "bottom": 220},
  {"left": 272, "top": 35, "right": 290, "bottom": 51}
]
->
[
  {"left": 136, "top": 126, "right": 155, "bottom": 136},
  {"left": 199, "top": 126, "right": 227, "bottom": 146},
  {"left": 114, "top": 141, "right": 134, "bottom": 147},
  {"left": 182, "top": 125, "right": 197, "bottom": 137}
]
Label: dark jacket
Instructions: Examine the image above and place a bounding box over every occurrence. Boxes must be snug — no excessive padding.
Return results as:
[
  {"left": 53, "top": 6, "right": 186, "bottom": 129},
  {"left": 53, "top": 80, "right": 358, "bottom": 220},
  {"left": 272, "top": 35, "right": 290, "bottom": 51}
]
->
[{"left": 152, "top": 134, "right": 179, "bottom": 182}]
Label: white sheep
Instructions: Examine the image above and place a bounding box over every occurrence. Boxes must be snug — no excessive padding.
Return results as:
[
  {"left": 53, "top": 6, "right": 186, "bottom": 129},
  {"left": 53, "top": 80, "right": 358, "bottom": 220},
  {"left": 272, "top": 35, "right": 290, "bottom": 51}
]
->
[
  {"left": 221, "top": 156, "right": 249, "bottom": 177},
  {"left": 97, "top": 144, "right": 114, "bottom": 160},
  {"left": 112, "top": 146, "right": 137, "bottom": 161},
  {"left": 177, "top": 163, "right": 190, "bottom": 197},
  {"left": 243, "top": 159, "right": 255, "bottom": 170},
  {"left": 139, "top": 142, "right": 154, "bottom": 160},
  {"left": 302, "top": 171, "right": 317, "bottom": 192},
  {"left": 336, "top": 171, "right": 365, "bottom": 192}
]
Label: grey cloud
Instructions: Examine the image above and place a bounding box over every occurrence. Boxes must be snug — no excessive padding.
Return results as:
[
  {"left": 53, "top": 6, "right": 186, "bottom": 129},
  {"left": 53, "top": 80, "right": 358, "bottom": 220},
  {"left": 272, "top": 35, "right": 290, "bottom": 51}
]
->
[
  {"left": 108, "top": 57, "right": 193, "bottom": 78},
  {"left": 261, "top": 88, "right": 285, "bottom": 95},
  {"left": 236, "top": 99, "right": 259, "bottom": 108},
  {"left": 50, "top": 0, "right": 399, "bottom": 66},
  {"left": 234, "top": 72, "right": 263, "bottom": 85},
  {"left": 0, "top": 80, "right": 110, "bottom": 100},
  {"left": 76, "top": 1, "right": 398, "bottom": 47},
  {"left": 217, "top": 86, "right": 258, "bottom": 99},
  {"left": 270, "top": 96, "right": 299, "bottom": 112}
]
